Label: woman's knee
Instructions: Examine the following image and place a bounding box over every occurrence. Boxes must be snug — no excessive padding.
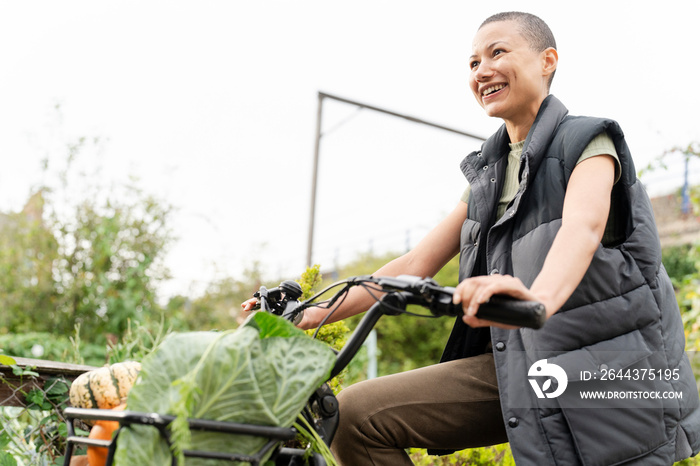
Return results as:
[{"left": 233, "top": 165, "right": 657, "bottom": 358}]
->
[{"left": 335, "top": 380, "right": 373, "bottom": 428}]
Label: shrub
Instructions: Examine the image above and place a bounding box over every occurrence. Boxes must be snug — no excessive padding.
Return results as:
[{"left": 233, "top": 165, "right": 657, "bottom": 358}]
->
[
  {"left": 0, "top": 332, "right": 105, "bottom": 367},
  {"left": 409, "top": 444, "right": 515, "bottom": 465}
]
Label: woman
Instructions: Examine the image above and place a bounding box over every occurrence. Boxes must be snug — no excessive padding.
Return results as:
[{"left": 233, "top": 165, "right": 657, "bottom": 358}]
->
[{"left": 245, "top": 11, "right": 700, "bottom": 465}]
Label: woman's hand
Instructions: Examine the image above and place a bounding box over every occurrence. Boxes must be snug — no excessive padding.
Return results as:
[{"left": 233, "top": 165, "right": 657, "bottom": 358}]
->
[
  {"left": 296, "top": 307, "right": 329, "bottom": 330},
  {"left": 240, "top": 297, "right": 327, "bottom": 330},
  {"left": 241, "top": 298, "right": 258, "bottom": 313},
  {"left": 453, "top": 274, "right": 542, "bottom": 329}
]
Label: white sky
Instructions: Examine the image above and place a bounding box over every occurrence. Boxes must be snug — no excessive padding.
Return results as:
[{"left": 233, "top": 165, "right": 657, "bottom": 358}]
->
[{"left": 2, "top": 1, "right": 699, "bottom": 300}]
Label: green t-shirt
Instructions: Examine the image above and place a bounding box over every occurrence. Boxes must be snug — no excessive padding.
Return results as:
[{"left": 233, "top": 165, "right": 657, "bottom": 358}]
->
[{"left": 460, "top": 132, "right": 620, "bottom": 220}]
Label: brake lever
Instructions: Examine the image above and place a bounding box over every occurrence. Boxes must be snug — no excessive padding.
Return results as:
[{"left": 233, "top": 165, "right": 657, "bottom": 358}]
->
[{"left": 253, "top": 286, "right": 269, "bottom": 312}]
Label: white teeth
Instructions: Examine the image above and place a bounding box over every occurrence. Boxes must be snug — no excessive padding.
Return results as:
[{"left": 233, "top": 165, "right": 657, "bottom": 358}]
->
[{"left": 483, "top": 84, "right": 505, "bottom": 96}]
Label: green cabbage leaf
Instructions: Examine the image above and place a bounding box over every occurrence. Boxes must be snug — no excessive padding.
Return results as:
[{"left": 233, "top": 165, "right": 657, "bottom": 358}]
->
[{"left": 113, "top": 312, "right": 336, "bottom": 465}]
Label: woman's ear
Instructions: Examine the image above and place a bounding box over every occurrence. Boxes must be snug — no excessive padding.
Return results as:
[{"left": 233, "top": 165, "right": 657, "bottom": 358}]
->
[{"left": 542, "top": 47, "right": 558, "bottom": 78}]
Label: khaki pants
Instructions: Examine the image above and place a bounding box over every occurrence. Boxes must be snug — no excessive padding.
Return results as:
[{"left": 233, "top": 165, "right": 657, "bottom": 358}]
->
[{"left": 330, "top": 352, "right": 507, "bottom": 465}]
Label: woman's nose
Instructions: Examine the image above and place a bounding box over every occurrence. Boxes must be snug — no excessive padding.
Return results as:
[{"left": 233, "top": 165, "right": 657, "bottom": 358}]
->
[{"left": 474, "top": 60, "right": 493, "bottom": 81}]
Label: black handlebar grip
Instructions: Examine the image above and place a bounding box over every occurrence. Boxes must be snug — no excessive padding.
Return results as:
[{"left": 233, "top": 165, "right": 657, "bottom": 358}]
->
[{"left": 475, "top": 295, "right": 546, "bottom": 329}]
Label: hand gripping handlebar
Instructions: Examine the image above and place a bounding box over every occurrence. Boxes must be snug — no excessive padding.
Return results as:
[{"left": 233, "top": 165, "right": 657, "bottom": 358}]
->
[
  {"left": 375, "top": 275, "right": 546, "bottom": 329},
  {"left": 255, "top": 275, "right": 546, "bottom": 330}
]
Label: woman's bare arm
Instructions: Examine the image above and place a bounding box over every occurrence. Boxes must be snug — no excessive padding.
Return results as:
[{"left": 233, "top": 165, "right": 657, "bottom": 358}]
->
[
  {"left": 297, "top": 201, "right": 468, "bottom": 329},
  {"left": 455, "top": 154, "right": 616, "bottom": 327},
  {"left": 242, "top": 201, "right": 469, "bottom": 329}
]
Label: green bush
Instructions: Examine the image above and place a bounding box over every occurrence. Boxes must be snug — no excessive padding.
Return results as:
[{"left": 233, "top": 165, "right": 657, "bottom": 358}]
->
[
  {"left": 409, "top": 445, "right": 700, "bottom": 465},
  {"left": 663, "top": 244, "right": 698, "bottom": 288},
  {"left": 663, "top": 243, "right": 700, "bottom": 352},
  {"left": 0, "top": 331, "right": 105, "bottom": 367},
  {"left": 676, "top": 456, "right": 700, "bottom": 465},
  {"left": 409, "top": 444, "right": 515, "bottom": 465}
]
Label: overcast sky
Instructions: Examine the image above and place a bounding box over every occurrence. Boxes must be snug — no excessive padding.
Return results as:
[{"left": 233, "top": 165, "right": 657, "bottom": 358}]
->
[{"left": 2, "top": 1, "right": 699, "bottom": 299}]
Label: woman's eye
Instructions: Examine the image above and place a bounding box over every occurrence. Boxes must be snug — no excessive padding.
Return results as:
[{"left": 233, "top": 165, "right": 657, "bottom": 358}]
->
[
  {"left": 493, "top": 49, "right": 504, "bottom": 57},
  {"left": 470, "top": 61, "right": 479, "bottom": 70}
]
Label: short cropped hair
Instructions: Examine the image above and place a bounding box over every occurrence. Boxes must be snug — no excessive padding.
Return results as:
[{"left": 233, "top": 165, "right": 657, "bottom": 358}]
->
[{"left": 480, "top": 12, "right": 557, "bottom": 88}]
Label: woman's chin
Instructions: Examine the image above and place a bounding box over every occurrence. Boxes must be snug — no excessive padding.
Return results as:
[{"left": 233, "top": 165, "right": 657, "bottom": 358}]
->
[{"left": 483, "top": 105, "right": 505, "bottom": 119}]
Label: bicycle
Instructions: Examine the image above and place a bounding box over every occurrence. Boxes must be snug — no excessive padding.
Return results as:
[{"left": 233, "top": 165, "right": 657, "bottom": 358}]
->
[{"left": 63, "top": 274, "right": 545, "bottom": 466}]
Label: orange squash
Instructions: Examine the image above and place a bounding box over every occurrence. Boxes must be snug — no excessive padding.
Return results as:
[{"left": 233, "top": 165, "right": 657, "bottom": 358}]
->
[{"left": 86, "top": 403, "right": 125, "bottom": 466}]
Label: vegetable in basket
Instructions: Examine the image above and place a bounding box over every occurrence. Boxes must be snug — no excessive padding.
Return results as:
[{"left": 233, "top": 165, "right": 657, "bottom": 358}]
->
[{"left": 113, "top": 312, "right": 336, "bottom": 465}]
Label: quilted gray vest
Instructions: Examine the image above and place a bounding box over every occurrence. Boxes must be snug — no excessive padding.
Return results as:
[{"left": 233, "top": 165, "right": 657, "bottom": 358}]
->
[{"left": 450, "top": 95, "right": 700, "bottom": 465}]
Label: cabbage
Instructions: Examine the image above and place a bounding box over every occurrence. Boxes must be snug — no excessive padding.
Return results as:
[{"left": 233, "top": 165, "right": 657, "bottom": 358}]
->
[{"left": 113, "top": 312, "right": 336, "bottom": 465}]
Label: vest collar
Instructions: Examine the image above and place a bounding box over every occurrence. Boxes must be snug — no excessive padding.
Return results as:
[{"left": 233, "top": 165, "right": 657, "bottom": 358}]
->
[
  {"left": 462, "top": 95, "right": 569, "bottom": 174},
  {"left": 520, "top": 95, "right": 569, "bottom": 179}
]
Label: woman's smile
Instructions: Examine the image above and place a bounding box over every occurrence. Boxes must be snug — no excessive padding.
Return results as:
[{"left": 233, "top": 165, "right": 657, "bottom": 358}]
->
[
  {"left": 481, "top": 83, "right": 508, "bottom": 101},
  {"left": 469, "top": 20, "right": 557, "bottom": 141}
]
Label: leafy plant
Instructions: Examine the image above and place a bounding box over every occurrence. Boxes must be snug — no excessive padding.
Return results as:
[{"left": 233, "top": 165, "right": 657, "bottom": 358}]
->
[
  {"left": 0, "top": 138, "right": 174, "bottom": 344},
  {"left": 663, "top": 245, "right": 698, "bottom": 288},
  {"left": 298, "top": 264, "right": 350, "bottom": 393},
  {"left": 0, "top": 431, "right": 18, "bottom": 466},
  {"left": 409, "top": 444, "right": 515, "bottom": 465},
  {"left": 106, "top": 315, "right": 171, "bottom": 365},
  {"left": 0, "top": 366, "right": 72, "bottom": 465},
  {"left": 294, "top": 415, "right": 337, "bottom": 466},
  {"left": 49, "top": 186, "right": 173, "bottom": 339},
  {"left": 113, "top": 312, "right": 336, "bottom": 465},
  {"left": 0, "top": 353, "right": 16, "bottom": 366}
]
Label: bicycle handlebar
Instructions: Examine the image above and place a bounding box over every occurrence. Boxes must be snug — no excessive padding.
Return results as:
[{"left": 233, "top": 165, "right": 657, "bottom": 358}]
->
[
  {"left": 373, "top": 275, "right": 546, "bottom": 328},
  {"left": 253, "top": 274, "right": 546, "bottom": 330}
]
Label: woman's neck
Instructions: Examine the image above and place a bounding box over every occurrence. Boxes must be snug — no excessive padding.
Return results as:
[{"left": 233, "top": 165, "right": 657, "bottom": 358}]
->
[
  {"left": 505, "top": 118, "right": 534, "bottom": 143},
  {"left": 503, "top": 94, "right": 548, "bottom": 142}
]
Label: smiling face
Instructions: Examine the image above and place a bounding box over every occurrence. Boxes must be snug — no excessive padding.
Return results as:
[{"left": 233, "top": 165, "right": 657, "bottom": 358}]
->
[{"left": 469, "top": 20, "right": 557, "bottom": 141}]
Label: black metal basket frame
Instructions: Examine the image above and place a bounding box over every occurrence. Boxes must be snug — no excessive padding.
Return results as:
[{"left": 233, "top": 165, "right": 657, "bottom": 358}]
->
[{"left": 62, "top": 407, "right": 325, "bottom": 466}]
